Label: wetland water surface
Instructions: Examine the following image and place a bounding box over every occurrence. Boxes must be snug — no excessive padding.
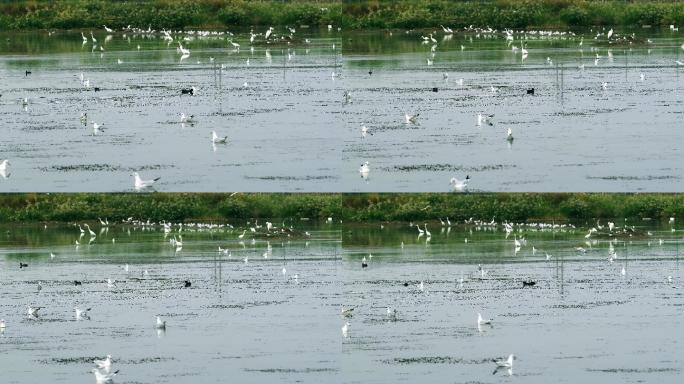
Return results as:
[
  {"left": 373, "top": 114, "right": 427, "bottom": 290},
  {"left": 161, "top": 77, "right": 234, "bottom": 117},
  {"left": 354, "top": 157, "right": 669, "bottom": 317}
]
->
[
  {"left": 1, "top": 220, "right": 682, "bottom": 383},
  {"left": 2, "top": 28, "right": 684, "bottom": 192}
]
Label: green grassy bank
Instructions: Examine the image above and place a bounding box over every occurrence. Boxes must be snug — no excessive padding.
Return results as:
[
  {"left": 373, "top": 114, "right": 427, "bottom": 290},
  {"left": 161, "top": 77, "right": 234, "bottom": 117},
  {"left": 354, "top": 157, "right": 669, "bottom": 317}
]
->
[
  {"left": 0, "top": 193, "right": 681, "bottom": 223},
  {"left": 1, "top": 1, "right": 683, "bottom": 31}
]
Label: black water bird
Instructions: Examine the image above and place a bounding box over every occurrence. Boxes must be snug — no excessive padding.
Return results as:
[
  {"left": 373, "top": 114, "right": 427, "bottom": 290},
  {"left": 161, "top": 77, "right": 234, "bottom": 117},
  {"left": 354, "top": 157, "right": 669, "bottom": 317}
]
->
[
  {"left": 184, "top": 280, "right": 191, "bottom": 288},
  {"left": 19, "top": 262, "right": 28, "bottom": 269},
  {"left": 25, "top": 70, "right": 32, "bottom": 77},
  {"left": 181, "top": 88, "right": 194, "bottom": 95},
  {"left": 522, "top": 280, "right": 536, "bottom": 287},
  {"left": 74, "top": 280, "right": 82, "bottom": 286},
  {"left": 526, "top": 88, "right": 534, "bottom": 95}
]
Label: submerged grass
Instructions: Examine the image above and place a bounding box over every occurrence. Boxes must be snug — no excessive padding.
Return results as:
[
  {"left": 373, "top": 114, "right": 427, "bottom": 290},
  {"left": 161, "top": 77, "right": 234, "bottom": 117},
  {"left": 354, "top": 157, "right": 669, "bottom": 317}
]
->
[
  {"left": 0, "top": 193, "right": 682, "bottom": 223},
  {"left": 1, "top": 1, "right": 684, "bottom": 31}
]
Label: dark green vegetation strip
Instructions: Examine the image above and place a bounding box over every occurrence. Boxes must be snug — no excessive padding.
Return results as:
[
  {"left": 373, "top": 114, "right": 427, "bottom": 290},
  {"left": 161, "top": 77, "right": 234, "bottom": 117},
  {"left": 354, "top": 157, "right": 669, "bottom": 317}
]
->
[
  {"left": 0, "top": 193, "right": 682, "bottom": 223},
  {"left": 1, "top": 1, "right": 684, "bottom": 31}
]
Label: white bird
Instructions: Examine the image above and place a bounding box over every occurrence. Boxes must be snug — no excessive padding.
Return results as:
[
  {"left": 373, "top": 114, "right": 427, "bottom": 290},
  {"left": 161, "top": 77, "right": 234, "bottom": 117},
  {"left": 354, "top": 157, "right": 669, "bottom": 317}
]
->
[
  {"left": 676, "top": 60, "right": 684, "bottom": 66},
  {"left": 387, "top": 306, "right": 397, "bottom": 320},
  {"left": 178, "top": 42, "right": 190, "bottom": 56},
  {"left": 359, "top": 161, "right": 370, "bottom": 178},
  {"left": 477, "top": 113, "right": 494, "bottom": 126},
  {"left": 494, "top": 354, "right": 514, "bottom": 369},
  {"left": 477, "top": 313, "right": 493, "bottom": 326},
  {"left": 103, "top": 25, "right": 114, "bottom": 33},
  {"left": 601, "top": 82, "right": 608, "bottom": 90},
  {"left": 361, "top": 125, "right": 372, "bottom": 137},
  {"left": 92, "top": 368, "right": 119, "bottom": 383},
  {"left": 94, "top": 354, "right": 112, "bottom": 371},
  {"left": 211, "top": 131, "right": 228, "bottom": 144},
  {"left": 405, "top": 113, "right": 419, "bottom": 124},
  {"left": 342, "top": 307, "right": 355, "bottom": 317},
  {"left": 265, "top": 27, "right": 274, "bottom": 40},
  {"left": 607, "top": 29, "right": 613, "bottom": 39},
  {"left": 507, "top": 127, "right": 514, "bottom": 141},
  {"left": 179, "top": 113, "right": 194, "bottom": 123},
  {"left": 418, "top": 280, "right": 425, "bottom": 292},
  {"left": 0, "top": 159, "right": 10, "bottom": 178},
  {"left": 85, "top": 223, "right": 96, "bottom": 237},
  {"left": 27, "top": 305, "right": 42, "bottom": 317},
  {"left": 342, "top": 321, "right": 350, "bottom": 337},
  {"left": 155, "top": 316, "right": 166, "bottom": 329},
  {"left": 75, "top": 306, "right": 91, "bottom": 320},
  {"left": 0, "top": 319, "right": 5, "bottom": 329},
  {"left": 117, "top": 58, "right": 123, "bottom": 65},
  {"left": 133, "top": 172, "right": 160, "bottom": 190},
  {"left": 424, "top": 224, "right": 431, "bottom": 237},
  {"left": 107, "top": 278, "right": 115, "bottom": 288},
  {"left": 92, "top": 122, "right": 105, "bottom": 135},
  {"left": 514, "top": 236, "right": 522, "bottom": 248},
  {"left": 640, "top": 73, "right": 645, "bottom": 81}
]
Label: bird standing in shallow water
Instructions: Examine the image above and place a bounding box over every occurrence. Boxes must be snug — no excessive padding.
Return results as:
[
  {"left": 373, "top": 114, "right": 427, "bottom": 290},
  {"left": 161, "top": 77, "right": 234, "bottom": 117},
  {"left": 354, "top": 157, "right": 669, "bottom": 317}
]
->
[{"left": 450, "top": 175, "right": 469, "bottom": 191}]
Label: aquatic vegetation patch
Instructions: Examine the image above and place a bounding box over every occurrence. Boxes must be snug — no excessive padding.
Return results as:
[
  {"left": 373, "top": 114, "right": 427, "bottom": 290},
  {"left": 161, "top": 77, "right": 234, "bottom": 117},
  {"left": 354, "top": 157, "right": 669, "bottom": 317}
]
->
[
  {"left": 586, "top": 368, "right": 678, "bottom": 373},
  {"left": 39, "top": 356, "right": 173, "bottom": 364},
  {"left": 386, "top": 356, "right": 491, "bottom": 365},
  {"left": 586, "top": 175, "right": 678, "bottom": 181},
  {"left": 244, "top": 368, "right": 338, "bottom": 373},
  {"left": 39, "top": 164, "right": 172, "bottom": 172},
  {"left": 387, "top": 164, "right": 514, "bottom": 172},
  {"left": 244, "top": 175, "right": 337, "bottom": 181}
]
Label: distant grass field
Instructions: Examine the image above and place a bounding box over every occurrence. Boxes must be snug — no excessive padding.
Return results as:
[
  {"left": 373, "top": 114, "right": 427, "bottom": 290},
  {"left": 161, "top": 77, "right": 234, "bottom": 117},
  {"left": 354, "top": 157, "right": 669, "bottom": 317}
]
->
[
  {"left": 0, "top": 193, "right": 681, "bottom": 223},
  {"left": 0, "top": 1, "right": 683, "bottom": 31}
]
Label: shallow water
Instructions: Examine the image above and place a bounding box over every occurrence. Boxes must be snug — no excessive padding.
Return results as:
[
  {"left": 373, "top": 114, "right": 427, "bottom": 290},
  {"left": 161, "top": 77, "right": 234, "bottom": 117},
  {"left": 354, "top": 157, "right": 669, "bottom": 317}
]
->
[
  {"left": 342, "top": 220, "right": 683, "bottom": 383},
  {"left": 2, "top": 28, "right": 684, "bottom": 192},
  {"left": 1, "top": 220, "right": 682, "bottom": 383},
  {"left": 342, "top": 29, "right": 684, "bottom": 192},
  {"left": 0, "top": 222, "right": 342, "bottom": 383},
  {"left": 0, "top": 29, "right": 343, "bottom": 192}
]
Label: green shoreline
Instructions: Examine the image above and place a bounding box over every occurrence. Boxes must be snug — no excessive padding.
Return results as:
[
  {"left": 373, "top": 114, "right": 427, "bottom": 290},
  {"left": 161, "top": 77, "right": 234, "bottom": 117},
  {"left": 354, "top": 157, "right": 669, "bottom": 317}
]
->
[
  {"left": 0, "top": 193, "right": 681, "bottom": 223},
  {"left": 1, "top": 1, "right": 683, "bottom": 31}
]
